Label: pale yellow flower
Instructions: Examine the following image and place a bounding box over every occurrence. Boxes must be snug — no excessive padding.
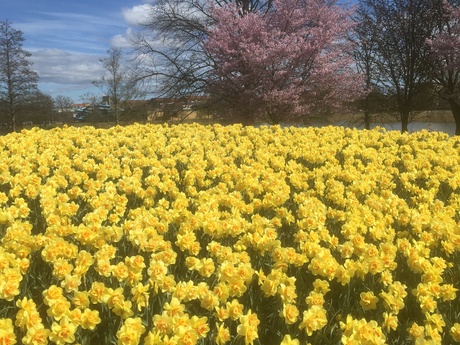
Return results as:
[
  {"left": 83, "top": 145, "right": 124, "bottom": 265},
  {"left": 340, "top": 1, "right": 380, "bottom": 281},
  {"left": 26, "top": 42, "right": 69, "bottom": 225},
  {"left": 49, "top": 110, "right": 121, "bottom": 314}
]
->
[
  {"left": 0, "top": 318, "right": 17, "bottom": 345},
  {"left": 22, "top": 323, "right": 50, "bottom": 345},
  {"left": 450, "top": 323, "right": 460, "bottom": 342},
  {"left": 15, "top": 297, "right": 42, "bottom": 331},
  {"left": 382, "top": 312, "right": 398, "bottom": 332},
  {"left": 280, "top": 334, "right": 300, "bottom": 345},
  {"left": 237, "top": 309, "right": 260, "bottom": 345},
  {"left": 116, "top": 317, "right": 146, "bottom": 345},
  {"left": 407, "top": 322, "right": 424, "bottom": 340},
  {"left": 299, "top": 305, "right": 328, "bottom": 336},
  {"left": 280, "top": 303, "right": 299, "bottom": 325},
  {"left": 88, "top": 281, "right": 106, "bottom": 304},
  {"left": 49, "top": 317, "right": 77, "bottom": 345},
  {"left": 190, "top": 315, "right": 210, "bottom": 338},
  {"left": 360, "top": 291, "right": 379, "bottom": 311},
  {"left": 46, "top": 297, "right": 71, "bottom": 321},
  {"left": 227, "top": 299, "right": 244, "bottom": 321},
  {"left": 216, "top": 322, "right": 230, "bottom": 345},
  {"left": 312, "top": 279, "right": 330, "bottom": 294},
  {"left": 81, "top": 308, "right": 101, "bottom": 330},
  {"left": 163, "top": 297, "right": 185, "bottom": 318}
]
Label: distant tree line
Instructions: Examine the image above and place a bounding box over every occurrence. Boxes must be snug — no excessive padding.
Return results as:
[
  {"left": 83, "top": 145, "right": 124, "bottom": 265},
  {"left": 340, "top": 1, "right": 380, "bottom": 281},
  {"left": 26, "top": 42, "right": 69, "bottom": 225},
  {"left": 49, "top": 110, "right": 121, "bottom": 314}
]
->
[
  {"left": 131, "top": 0, "right": 460, "bottom": 134},
  {"left": 3, "top": 1, "right": 460, "bottom": 134},
  {"left": 0, "top": 21, "right": 151, "bottom": 133}
]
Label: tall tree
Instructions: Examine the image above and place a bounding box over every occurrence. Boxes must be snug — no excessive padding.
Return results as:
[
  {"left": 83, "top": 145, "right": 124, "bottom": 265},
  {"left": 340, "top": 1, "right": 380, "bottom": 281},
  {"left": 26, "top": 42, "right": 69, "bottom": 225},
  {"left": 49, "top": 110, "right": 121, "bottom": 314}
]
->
[
  {"left": 426, "top": 1, "right": 460, "bottom": 135},
  {"left": 132, "top": 0, "right": 273, "bottom": 103},
  {"left": 92, "top": 48, "right": 143, "bottom": 125},
  {"left": 357, "top": 0, "right": 439, "bottom": 132},
  {"left": 203, "top": 0, "right": 364, "bottom": 124},
  {"left": 350, "top": 3, "right": 382, "bottom": 130},
  {"left": 0, "top": 20, "right": 38, "bottom": 132},
  {"left": 132, "top": 0, "right": 214, "bottom": 101}
]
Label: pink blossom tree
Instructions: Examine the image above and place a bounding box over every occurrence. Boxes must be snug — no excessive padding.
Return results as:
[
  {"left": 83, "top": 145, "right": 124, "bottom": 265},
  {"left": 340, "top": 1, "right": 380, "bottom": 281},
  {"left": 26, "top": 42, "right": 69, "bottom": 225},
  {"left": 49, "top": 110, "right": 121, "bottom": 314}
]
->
[
  {"left": 426, "top": 2, "right": 460, "bottom": 136},
  {"left": 203, "top": 0, "right": 365, "bottom": 124}
]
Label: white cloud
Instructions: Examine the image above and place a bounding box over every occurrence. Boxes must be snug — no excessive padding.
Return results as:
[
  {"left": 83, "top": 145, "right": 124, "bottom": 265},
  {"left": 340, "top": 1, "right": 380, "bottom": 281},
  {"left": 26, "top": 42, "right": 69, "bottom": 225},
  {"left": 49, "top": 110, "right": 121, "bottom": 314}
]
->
[
  {"left": 111, "top": 34, "right": 132, "bottom": 49},
  {"left": 30, "top": 49, "right": 103, "bottom": 84},
  {"left": 122, "top": 4, "right": 152, "bottom": 26},
  {"left": 28, "top": 48, "right": 105, "bottom": 99},
  {"left": 8, "top": 3, "right": 158, "bottom": 99},
  {"left": 111, "top": 28, "right": 137, "bottom": 49},
  {"left": 17, "top": 11, "right": 126, "bottom": 54}
]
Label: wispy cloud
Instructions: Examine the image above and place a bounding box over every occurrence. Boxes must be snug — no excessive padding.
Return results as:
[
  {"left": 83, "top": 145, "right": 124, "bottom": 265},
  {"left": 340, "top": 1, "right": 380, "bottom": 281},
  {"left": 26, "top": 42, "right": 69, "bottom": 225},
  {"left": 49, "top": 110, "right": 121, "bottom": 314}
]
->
[
  {"left": 4, "top": 0, "right": 152, "bottom": 100},
  {"left": 28, "top": 49, "right": 103, "bottom": 99},
  {"left": 122, "top": 4, "right": 152, "bottom": 26},
  {"left": 18, "top": 11, "right": 125, "bottom": 54},
  {"left": 30, "top": 49, "right": 102, "bottom": 84}
]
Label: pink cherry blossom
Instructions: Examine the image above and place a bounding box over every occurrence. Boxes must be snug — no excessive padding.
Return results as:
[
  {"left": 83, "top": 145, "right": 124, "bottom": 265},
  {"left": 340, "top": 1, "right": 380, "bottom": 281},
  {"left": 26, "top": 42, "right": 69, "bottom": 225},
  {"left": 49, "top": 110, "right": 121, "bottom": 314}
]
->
[{"left": 203, "top": 0, "right": 365, "bottom": 123}]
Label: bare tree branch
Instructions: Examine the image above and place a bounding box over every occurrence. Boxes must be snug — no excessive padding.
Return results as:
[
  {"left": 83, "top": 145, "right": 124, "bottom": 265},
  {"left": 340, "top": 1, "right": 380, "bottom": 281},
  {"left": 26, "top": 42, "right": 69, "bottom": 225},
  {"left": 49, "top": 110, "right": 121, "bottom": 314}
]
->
[{"left": 0, "top": 20, "right": 39, "bottom": 132}]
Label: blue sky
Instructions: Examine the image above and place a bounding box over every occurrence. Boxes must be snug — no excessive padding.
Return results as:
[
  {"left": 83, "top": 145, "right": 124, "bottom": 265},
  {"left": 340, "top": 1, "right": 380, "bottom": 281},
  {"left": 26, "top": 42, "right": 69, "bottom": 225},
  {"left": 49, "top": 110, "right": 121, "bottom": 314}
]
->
[
  {"left": 4, "top": 0, "right": 357, "bottom": 103},
  {"left": 3, "top": 0, "right": 151, "bottom": 102}
]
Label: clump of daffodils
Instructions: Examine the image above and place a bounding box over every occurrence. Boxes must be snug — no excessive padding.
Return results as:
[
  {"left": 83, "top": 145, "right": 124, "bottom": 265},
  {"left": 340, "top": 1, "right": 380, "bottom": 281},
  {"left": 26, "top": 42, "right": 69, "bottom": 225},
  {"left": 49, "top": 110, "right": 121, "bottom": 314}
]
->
[{"left": 0, "top": 124, "right": 459, "bottom": 344}]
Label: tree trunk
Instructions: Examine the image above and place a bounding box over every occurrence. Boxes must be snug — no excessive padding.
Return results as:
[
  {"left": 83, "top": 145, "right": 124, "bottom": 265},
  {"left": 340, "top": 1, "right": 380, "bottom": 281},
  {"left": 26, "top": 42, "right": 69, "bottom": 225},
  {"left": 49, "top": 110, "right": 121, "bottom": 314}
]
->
[
  {"left": 364, "top": 110, "right": 371, "bottom": 130},
  {"left": 232, "top": 111, "right": 255, "bottom": 126},
  {"left": 448, "top": 100, "right": 460, "bottom": 136},
  {"left": 11, "top": 112, "right": 16, "bottom": 132},
  {"left": 400, "top": 111, "right": 409, "bottom": 133}
]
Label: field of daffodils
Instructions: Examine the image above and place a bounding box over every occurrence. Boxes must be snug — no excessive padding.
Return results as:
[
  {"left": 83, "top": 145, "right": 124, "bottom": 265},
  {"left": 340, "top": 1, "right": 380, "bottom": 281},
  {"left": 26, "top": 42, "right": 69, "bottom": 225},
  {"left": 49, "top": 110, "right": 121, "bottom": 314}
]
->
[{"left": 0, "top": 123, "right": 460, "bottom": 345}]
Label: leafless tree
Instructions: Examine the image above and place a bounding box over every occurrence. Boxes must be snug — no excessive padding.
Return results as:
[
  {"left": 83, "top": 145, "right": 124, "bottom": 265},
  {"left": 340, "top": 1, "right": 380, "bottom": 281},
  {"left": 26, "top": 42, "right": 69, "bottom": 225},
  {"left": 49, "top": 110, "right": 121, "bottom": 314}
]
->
[
  {"left": 131, "top": 0, "right": 273, "bottom": 110},
  {"left": 79, "top": 92, "right": 100, "bottom": 106},
  {"left": 92, "top": 48, "right": 144, "bottom": 125},
  {"left": 54, "top": 95, "right": 74, "bottom": 123},
  {"left": 0, "top": 20, "right": 38, "bottom": 132},
  {"left": 426, "top": 0, "right": 460, "bottom": 135},
  {"left": 357, "top": 0, "right": 440, "bottom": 132},
  {"left": 350, "top": 3, "right": 383, "bottom": 129}
]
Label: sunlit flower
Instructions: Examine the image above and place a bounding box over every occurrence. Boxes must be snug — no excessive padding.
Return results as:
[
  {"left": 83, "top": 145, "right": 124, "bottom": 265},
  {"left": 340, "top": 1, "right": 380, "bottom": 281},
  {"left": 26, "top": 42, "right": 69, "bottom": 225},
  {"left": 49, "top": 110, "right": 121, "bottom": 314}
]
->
[
  {"left": 22, "top": 323, "right": 50, "bottom": 345},
  {"left": 237, "top": 309, "right": 260, "bottom": 345},
  {"left": 312, "top": 279, "right": 330, "bottom": 294},
  {"left": 60, "top": 274, "right": 81, "bottom": 293},
  {"left": 112, "top": 262, "right": 130, "bottom": 282},
  {"left": 407, "top": 322, "right": 424, "bottom": 340},
  {"left": 116, "top": 317, "right": 146, "bottom": 345},
  {"left": 199, "top": 257, "right": 216, "bottom": 277},
  {"left": 0, "top": 318, "right": 17, "bottom": 345},
  {"left": 72, "top": 291, "right": 90, "bottom": 309},
  {"left": 163, "top": 297, "right": 185, "bottom": 318},
  {"left": 190, "top": 315, "right": 210, "bottom": 338},
  {"left": 0, "top": 274, "right": 21, "bottom": 301},
  {"left": 43, "top": 285, "right": 64, "bottom": 307},
  {"left": 227, "top": 299, "right": 244, "bottom": 321},
  {"left": 15, "top": 297, "right": 42, "bottom": 331},
  {"left": 299, "top": 305, "right": 328, "bottom": 336},
  {"left": 450, "top": 323, "right": 460, "bottom": 342},
  {"left": 425, "top": 313, "right": 445, "bottom": 333},
  {"left": 88, "top": 281, "right": 106, "bottom": 304},
  {"left": 215, "top": 322, "right": 231, "bottom": 345},
  {"left": 340, "top": 315, "right": 386, "bottom": 345},
  {"left": 280, "top": 303, "right": 299, "bottom": 324},
  {"left": 440, "top": 283, "right": 458, "bottom": 301},
  {"left": 49, "top": 317, "right": 77, "bottom": 345},
  {"left": 47, "top": 297, "right": 71, "bottom": 321},
  {"left": 382, "top": 312, "right": 398, "bottom": 332},
  {"left": 280, "top": 334, "right": 300, "bottom": 345},
  {"left": 360, "top": 291, "right": 379, "bottom": 311}
]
